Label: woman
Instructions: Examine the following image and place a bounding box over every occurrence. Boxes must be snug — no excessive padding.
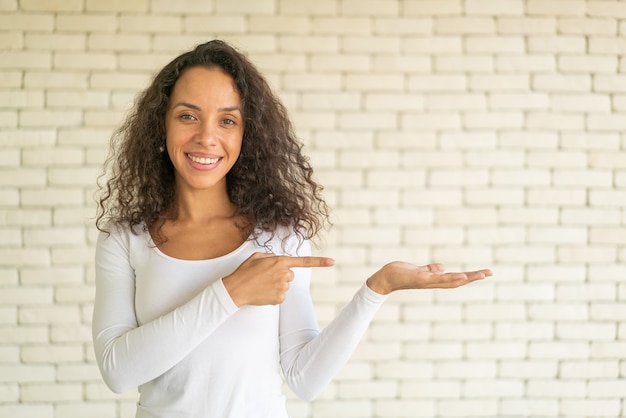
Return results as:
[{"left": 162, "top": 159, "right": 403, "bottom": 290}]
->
[{"left": 93, "top": 40, "right": 491, "bottom": 417}]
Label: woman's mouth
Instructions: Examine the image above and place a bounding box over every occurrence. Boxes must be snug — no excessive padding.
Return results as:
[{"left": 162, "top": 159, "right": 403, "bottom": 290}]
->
[{"left": 187, "top": 154, "right": 221, "bottom": 165}]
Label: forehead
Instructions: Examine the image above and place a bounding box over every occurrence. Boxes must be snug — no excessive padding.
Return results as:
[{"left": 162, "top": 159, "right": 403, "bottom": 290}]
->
[{"left": 170, "top": 66, "right": 240, "bottom": 102}]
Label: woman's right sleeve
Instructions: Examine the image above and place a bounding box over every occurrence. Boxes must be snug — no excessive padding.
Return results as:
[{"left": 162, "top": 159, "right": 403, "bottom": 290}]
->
[{"left": 92, "top": 230, "right": 239, "bottom": 393}]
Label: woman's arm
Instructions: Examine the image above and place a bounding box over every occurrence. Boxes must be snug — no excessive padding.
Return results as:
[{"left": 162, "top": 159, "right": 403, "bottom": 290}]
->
[{"left": 92, "top": 230, "right": 239, "bottom": 393}]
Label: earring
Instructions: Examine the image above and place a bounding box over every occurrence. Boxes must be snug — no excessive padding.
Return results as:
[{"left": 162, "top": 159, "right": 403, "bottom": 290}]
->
[{"left": 158, "top": 145, "right": 165, "bottom": 153}]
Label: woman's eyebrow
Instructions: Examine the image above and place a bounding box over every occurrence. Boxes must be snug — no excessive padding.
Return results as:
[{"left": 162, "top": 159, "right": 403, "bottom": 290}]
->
[
  {"left": 171, "top": 101, "right": 201, "bottom": 111},
  {"left": 218, "top": 106, "right": 242, "bottom": 113},
  {"left": 170, "top": 102, "right": 241, "bottom": 113}
]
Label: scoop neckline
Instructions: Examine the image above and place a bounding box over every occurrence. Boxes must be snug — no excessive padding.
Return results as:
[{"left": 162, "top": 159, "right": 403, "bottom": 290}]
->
[{"left": 146, "top": 227, "right": 256, "bottom": 263}]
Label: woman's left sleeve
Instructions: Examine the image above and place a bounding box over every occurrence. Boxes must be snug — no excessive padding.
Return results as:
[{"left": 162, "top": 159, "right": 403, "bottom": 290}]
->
[{"left": 278, "top": 240, "right": 388, "bottom": 401}]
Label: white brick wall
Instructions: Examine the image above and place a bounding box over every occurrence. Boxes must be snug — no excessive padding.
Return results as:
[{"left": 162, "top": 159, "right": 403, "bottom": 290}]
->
[{"left": 1, "top": 1, "right": 625, "bottom": 417}]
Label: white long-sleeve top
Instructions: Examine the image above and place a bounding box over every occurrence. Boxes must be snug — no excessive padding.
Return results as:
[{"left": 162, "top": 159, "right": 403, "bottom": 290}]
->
[{"left": 92, "top": 224, "right": 387, "bottom": 418}]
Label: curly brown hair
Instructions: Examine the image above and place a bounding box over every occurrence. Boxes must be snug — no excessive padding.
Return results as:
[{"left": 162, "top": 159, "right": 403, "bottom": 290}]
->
[{"left": 96, "top": 40, "right": 329, "bottom": 245}]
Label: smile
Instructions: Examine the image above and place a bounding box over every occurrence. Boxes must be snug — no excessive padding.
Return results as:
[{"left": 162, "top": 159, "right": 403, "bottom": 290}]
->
[{"left": 187, "top": 154, "right": 221, "bottom": 165}]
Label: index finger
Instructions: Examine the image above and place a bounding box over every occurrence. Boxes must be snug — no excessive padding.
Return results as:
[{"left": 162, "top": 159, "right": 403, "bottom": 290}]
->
[{"left": 281, "top": 256, "right": 335, "bottom": 268}]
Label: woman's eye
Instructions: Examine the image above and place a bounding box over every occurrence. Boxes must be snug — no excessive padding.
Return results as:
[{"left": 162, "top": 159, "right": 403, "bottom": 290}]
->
[
  {"left": 179, "top": 113, "right": 196, "bottom": 121},
  {"left": 222, "top": 118, "right": 235, "bottom": 125}
]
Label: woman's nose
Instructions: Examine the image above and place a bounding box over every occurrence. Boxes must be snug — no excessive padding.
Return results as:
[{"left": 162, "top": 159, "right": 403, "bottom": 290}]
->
[{"left": 195, "top": 120, "right": 217, "bottom": 145}]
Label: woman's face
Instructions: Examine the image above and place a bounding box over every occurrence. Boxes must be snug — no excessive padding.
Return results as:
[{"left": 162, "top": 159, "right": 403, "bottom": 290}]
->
[{"left": 165, "top": 66, "right": 244, "bottom": 195}]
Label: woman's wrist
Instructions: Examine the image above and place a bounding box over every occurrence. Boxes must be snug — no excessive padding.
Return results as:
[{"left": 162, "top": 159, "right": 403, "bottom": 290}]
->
[{"left": 366, "top": 270, "right": 392, "bottom": 295}]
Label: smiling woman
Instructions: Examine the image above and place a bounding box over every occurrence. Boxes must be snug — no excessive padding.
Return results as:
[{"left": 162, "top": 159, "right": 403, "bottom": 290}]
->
[{"left": 93, "top": 39, "right": 491, "bottom": 418}]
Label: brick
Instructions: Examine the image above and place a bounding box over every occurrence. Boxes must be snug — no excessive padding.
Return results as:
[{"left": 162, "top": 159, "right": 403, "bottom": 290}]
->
[
  {"left": 470, "top": 74, "right": 529, "bottom": 91},
  {"left": 345, "top": 74, "right": 404, "bottom": 91},
  {"left": 527, "top": 151, "right": 587, "bottom": 167},
  {"left": 55, "top": 285, "right": 95, "bottom": 303},
  {"left": 465, "top": 0, "right": 523, "bottom": 15},
  {"left": 497, "top": 54, "right": 556, "bottom": 72},
  {"left": 0, "top": 405, "right": 52, "bottom": 417},
  {"left": 501, "top": 399, "right": 560, "bottom": 416},
  {"left": 48, "top": 90, "right": 109, "bottom": 109},
  {"left": 365, "top": 169, "right": 426, "bottom": 187},
  {"left": 561, "top": 132, "right": 620, "bottom": 149},
  {"left": 184, "top": 15, "right": 245, "bottom": 34},
  {"left": 283, "top": 73, "right": 342, "bottom": 90},
  {"left": 313, "top": 131, "right": 374, "bottom": 148},
  {"left": 529, "top": 303, "right": 588, "bottom": 320},
  {"left": 440, "top": 132, "right": 496, "bottom": 148},
  {"left": 559, "top": 55, "right": 618, "bottom": 73},
  {"left": 364, "top": 93, "right": 424, "bottom": 111},
  {"left": 436, "top": 17, "right": 495, "bottom": 34},
  {"left": 405, "top": 226, "right": 464, "bottom": 245},
  {"left": 528, "top": 226, "right": 587, "bottom": 244},
  {"left": 23, "top": 227, "right": 85, "bottom": 246},
  {"left": 117, "top": 15, "right": 181, "bottom": 33},
  {"left": 249, "top": 16, "right": 310, "bottom": 34},
  {"left": 23, "top": 148, "right": 84, "bottom": 166},
  {"left": 0, "top": 228, "right": 20, "bottom": 246},
  {"left": 19, "top": 305, "right": 81, "bottom": 324},
  {"left": 528, "top": 380, "right": 586, "bottom": 397},
  {"left": 21, "top": 345, "right": 83, "bottom": 363},
  {"left": 489, "top": 93, "right": 551, "bottom": 110},
  {"left": 0, "top": 71, "right": 21, "bottom": 87},
  {"left": 55, "top": 13, "right": 117, "bottom": 32},
  {"left": 0, "top": 149, "right": 19, "bottom": 166},
  {"left": 24, "top": 71, "right": 88, "bottom": 89},
  {"left": 560, "top": 360, "right": 619, "bottom": 378},
  {"left": 278, "top": 0, "right": 335, "bottom": 15},
  {"left": 373, "top": 17, "right": 432, "bottom": 35},
  {"left": 310, "top": 54, "right": 370, "bottom": 72},
  {"left": 339, "top": 227, "right": 400, "bottom": 245},
  {"left": 372, "top": 55, "right": 432, "bottom": 73},
  {"left": 497, "top": 17, "right": 556, "bottom": 34},
  {"left": 402, "top": 113, "right": 462, "bottom": 130},
  {"left": 0, "top": 12, "right": 53, "bottom": 31},
  {"left": 465, "top": 303, "right": 526, "bottom": 320},
  {"left": 435, "top": 360, "right": 496, "bottom": 378},
  {"left": 19, "top": 0, "right": 81, "bottom": 11},
  {"left": 21, "top": 383, "right": 83, "bottom": 402},
  {"left": 588, "top": 0, "right": 626, "bottom": 18},
  {"left": 0, "top": 209, "right": 51, "bottom": 226},
  {"left": 528, "top": 35, "right": 587, "bottom": 53},
  {"left": 278, "top": 35, "right": 339, "bottom": 53},
  {"left": 588, "top": 113, "right": 626, "bottom": 131},
  {"left": 529, "top": 341, "right": 588, "bottom": 359},
  {"left": 403, "top": 0, "right": 462, "bottom": 16},
  {"left": 88, "top": 33, "right": 151, "bottom": 51},
  {"left": 590, "top": 226, "right": 626, "bottom": 243},
  {"left": 340, "top": 0, "right": 399, "bottom": 16},
  {"left": 408, "top": 75, "right": 466, "bottom": 92},
  {"left": 339, "top": 112, "right": 397, "bottom": 129},
  {"left": 533, "top": 74, "right": 591, "bottom": 92},
  {"left": 56, "top": 402, "right": 118, "bottom": 418},
  {"left": 0, "top": 91, "right": 43, "bottom": 109},
  {"left": 499, "top": 360, "right": 558, "bottom": 378},
  {"left": 0, "top": 52, "right": 51, "bottom": 70},
  {"left": 401, "top": 380, "right": 460, "bottom": 398},
  {"left": 376, "top": 132, "right": 437, "bottom": 149},
  {"left": 405, "top": 342, "right": 463, "bottom": 360},
  {"left": 85, "top": 0, "right": 147, "bottom": 12},
  {"left": 339, "top": 189, "right": 399, "bottom": 206},
  {"left": 527, "top": 0, "right": 586, "bottom": 16},
  {"left": 527, "top": 113, "right": 584, "bottom": 131},
  {"left": 0, "top": 382, "right": 18, "bottom": 402},
  {"left": 425, "top": 94, "right": 487, "bottom": 111},
  {"left": 557, "top": 321, "right": 616, "bottom": 339},
  {"left": 464, "top": 188, "right": 524, "bottom": 205},
  {"left": 559, "top": 17, "right": 618, "bottom": 35},
  {"left": 561, "top": 400, "right": 621, "bottom": 416},
  {"left": 311, "top": 17, "right": 371, "bottom": 35},
  {"left": 465, "top": 36, "right": 525, "bottom": 53},
  {"left": 24, "top": 33, "right": 86, "bottom": 50},
  {"left": 404, "top": 37, "right": 462, "bottom": 53},
  {"left": 590, "top": 303, "right": 626, "bottom": 320},
  {"left": 370, "top": 323, "right": 429, "bottom": 341},
  {"left": 434, "top": 55, "right": 493, "bottom": 72},
  {"left": 0, "top": 168, "right": 48, "bottom": 186},
  {"left": 561, "top": 208, "right": 620, "bottom": 225}
]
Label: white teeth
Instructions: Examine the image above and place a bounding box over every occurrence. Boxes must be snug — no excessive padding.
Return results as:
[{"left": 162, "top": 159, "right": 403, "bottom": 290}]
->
[{"left": 188, "top": 154, "right": 220, "bottom": 165}]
